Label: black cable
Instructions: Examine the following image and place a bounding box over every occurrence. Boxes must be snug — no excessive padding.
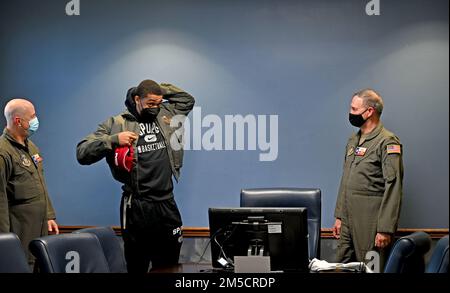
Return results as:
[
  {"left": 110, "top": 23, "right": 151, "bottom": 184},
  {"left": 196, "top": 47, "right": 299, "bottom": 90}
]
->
[{"left": 196, "top": 227, "right": 223, "bottom": 265}]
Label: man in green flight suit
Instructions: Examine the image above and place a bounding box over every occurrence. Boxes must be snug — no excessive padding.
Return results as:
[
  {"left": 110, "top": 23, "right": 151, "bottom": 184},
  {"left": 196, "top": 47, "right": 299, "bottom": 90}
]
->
[
  {"left": 0, "top": 98, "right": 59, "bottom": 268},
  {"left": 332, "top": 89, "right": 404, "bottom": 271}
]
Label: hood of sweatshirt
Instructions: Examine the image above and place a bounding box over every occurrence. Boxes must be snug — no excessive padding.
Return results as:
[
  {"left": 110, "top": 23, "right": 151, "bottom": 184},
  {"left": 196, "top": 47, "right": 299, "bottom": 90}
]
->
[{"left": 125, "top": 87, "right": 140, "bottom": 119}]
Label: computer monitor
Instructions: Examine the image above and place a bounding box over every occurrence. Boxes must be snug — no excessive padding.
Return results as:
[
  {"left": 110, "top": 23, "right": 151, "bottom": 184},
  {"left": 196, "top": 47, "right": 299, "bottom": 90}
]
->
[{"left": 208, "top": 207, "right": 309, "bottom": 272}]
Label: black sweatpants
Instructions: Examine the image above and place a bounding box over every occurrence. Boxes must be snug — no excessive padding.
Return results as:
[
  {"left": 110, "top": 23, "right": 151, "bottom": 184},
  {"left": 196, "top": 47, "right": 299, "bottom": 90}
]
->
[{"left": 120, "top": 194, "right": 183, "bottom": 273}]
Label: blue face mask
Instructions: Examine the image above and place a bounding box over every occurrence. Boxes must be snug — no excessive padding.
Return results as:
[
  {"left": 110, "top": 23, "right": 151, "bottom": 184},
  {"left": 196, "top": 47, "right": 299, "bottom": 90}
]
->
[{"left": 27, "top": 117, "right": 39, "bottom": 136}]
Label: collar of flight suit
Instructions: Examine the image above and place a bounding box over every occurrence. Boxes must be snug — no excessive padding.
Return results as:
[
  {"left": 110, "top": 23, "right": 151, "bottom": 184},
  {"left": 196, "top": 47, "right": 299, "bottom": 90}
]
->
[
  {"left": 2, "top": 128, "right": 29, "bottom": 151},
  {"left": 357, "top": 122, "right": 384, "bottom": 146}
]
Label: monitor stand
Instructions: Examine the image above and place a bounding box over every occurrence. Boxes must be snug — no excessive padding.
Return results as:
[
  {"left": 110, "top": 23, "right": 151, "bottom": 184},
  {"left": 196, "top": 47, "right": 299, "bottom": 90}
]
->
[
  {"left": 234, "top": 255, "right": 271, "bottom": 273},
  {"left": 247, "top": 238, "right": 265, "bottom": 256},
  {"left": 234, "top": 239, "right": 271, "bottom": 273}
]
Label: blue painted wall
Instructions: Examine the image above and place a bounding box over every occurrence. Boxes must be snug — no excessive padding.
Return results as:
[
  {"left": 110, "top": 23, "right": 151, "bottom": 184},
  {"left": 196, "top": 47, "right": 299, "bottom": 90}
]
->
[{"left": 1, "top": 0, "right": 448, "bottom": 228}]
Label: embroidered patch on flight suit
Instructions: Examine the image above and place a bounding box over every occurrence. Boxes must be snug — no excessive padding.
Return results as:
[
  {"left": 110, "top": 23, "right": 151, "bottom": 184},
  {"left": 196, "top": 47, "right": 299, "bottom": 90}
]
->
[
  {"left": 347, "top": 147, "right": 354, "bottom": 156},
  {"left": 355, "top": 147, "right": 367, "bottom": 156},
  {"left": 386, "top": 144, "right": 401, "bottom": 154},
  {"left": 20, "top": 154, "right": 32, "bottom": 167},
  {"left": 31, "top": 154, "right": 43, "bottom": 166}
]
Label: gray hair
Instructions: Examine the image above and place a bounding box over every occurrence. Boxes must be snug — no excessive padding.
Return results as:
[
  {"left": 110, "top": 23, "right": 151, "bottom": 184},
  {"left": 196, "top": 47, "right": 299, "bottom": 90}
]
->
[{"left": 354, "top": 89, "right": 384, "bottom": 116}]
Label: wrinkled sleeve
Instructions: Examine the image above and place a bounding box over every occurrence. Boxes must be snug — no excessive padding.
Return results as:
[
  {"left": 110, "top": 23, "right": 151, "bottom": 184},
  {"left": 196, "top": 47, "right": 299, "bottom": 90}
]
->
[
  {"left": 0, "top": 153, "right": 11, "bottom": 232},
  {"left": 160, "top": 83, "right": 196, "bottom": 117},
  {"left": 334, "top": 140, "right": 351, "bottom": 220},
  {"left": 76, "top": 117, "right": 119, "bottom": 165},
  {"left": 377, "top": 137, "right": 404, "bottom": 234},
  {"left": 46, "top": 193, "right": 56, "bottom": 220}
]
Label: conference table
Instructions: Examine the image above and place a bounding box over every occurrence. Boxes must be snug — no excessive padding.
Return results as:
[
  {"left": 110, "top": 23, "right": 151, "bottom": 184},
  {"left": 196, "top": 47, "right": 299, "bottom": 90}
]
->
[
  {"left": 149, "top": 263, "right": 356, "bottom": 273},
  {"left": 150, "top": 263, "right": 222, "bottom": 273}
]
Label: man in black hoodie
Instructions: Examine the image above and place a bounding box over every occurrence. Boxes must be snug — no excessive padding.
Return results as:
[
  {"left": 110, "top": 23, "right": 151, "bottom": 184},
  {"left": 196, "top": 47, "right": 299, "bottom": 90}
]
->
[{"left": 77, "top": 80, "right": 195, "bottom": 273}]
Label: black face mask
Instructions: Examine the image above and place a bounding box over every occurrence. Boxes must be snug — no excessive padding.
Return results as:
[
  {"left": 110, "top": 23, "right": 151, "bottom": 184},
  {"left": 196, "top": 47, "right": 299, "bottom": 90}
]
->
[
  {"left": 140, "top": 107, "right": 160, "bottom": 121},
  {"left": 349, "top": 108, "right": 368, "bottom": 128}
]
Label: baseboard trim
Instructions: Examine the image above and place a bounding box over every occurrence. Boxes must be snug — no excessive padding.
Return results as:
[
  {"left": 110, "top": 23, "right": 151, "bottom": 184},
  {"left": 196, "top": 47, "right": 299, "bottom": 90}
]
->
[{"left": 55, "top": 226, "right": 448, "bottom": 239}]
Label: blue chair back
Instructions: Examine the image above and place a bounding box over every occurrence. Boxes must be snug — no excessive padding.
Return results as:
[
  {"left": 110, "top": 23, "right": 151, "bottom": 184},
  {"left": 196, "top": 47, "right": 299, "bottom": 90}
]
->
[
  {"left": 426, "top": 235, "right": 448, "bottom": 273},
  {"left": 74, "top": 226, "right": 127, "bottom": 273},
  {"left": 29, "top": 233, "right": 110, "bottom": 273},
  {"left": 240, "top": 188, "right": 321, "bottom": 259},
  {"left": 0, "top": 233, "right": 31, "bottom": 273},
  {"left": 384, "top": 231, "right": 431, "bottom": 273}
]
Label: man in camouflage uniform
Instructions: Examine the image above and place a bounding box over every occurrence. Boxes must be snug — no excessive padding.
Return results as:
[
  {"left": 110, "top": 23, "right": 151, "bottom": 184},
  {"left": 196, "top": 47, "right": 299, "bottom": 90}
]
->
[{"left": 333, "top": 89, "right": 404, "bottom": 270}]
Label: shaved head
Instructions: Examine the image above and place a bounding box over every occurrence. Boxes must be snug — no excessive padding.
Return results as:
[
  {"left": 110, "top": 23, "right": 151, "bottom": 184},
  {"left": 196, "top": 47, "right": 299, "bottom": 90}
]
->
[{"left": 4, "top": 98, "right": 35, "bottom": 127}]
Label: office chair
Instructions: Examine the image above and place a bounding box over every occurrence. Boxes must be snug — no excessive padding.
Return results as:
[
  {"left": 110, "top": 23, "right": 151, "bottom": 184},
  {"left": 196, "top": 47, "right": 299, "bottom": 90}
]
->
[
  {"left": 73, "top": 226, "right": 127, "bottom": 273},
  {"left": 384, "top": 231, "right": 431, "bottom": 273},
  {"left": 240, "top": 188, "right": 322, "bottom": 259},
  {"left": 29, "top": 233, "right": 110, "bottom": 273},
  {"left": 426, "top": 235, "right": 448, "bottom": 273},
  {"left": 0, "top": 233, "right": 31, "bottom": 273}
]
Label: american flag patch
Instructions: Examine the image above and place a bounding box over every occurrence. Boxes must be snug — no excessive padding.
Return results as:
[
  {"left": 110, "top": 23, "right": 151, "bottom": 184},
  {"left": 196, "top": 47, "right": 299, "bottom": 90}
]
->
[
  {"left": 31, "top": 154, "right": 43, "bottom": 165},
  {"left": 355, "top": 147, "right": 367, "bottom": 156},
  {"left": 387, "top": 145, "right": 401, "bottom": 154}
]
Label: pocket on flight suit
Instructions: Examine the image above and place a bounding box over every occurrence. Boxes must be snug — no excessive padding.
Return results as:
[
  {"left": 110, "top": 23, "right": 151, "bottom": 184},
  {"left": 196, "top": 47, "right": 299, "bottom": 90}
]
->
[
  {"left": 13, "top": 162, "right": 39, "bottom": 202},
  {"left": 353, "top": 150, "right": 383, "bottom": 178},
  {"left": 348, "top": 192, "right": 382, "bottom": 250},
  {"left": 382, "top": 159, "right": 397, "bottom": 182}
]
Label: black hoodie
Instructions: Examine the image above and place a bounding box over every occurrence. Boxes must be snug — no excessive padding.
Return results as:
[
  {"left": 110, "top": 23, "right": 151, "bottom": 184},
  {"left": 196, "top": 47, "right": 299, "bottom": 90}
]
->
[
  {"left": 125, "top": 87, "right": 140, "bottom": 119},
  {"left": 125, "top": 87, "right": 174, "bottom": 200},
  {"left": 77, "top": 83, "right": 195, "bottom": 198}
]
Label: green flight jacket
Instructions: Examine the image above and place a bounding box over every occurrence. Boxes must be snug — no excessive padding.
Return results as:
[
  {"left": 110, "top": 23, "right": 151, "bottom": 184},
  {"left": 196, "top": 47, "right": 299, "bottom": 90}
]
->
[
  {"left": 0, "top": 129, "right": 56, "bottom": 260},
  {"left": 76, "top": 84, "right": 195, "bottom": 193},
  {"left": 334, "top": 123, "right": 404, "bottom": 235}
]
